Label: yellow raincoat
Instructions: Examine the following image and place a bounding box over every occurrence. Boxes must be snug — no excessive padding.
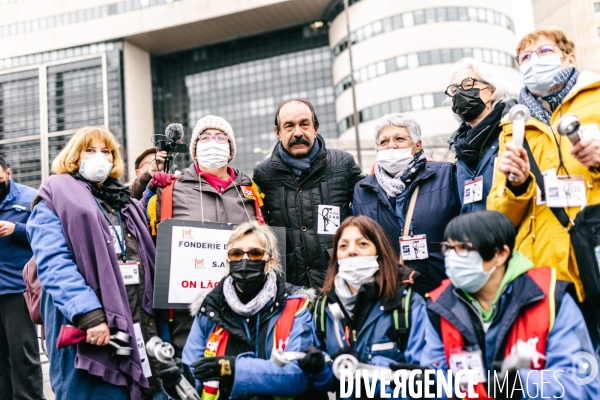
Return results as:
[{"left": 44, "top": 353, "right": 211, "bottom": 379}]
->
[{"left": 487, "top": 71, "right": 600, "bottom": 301}]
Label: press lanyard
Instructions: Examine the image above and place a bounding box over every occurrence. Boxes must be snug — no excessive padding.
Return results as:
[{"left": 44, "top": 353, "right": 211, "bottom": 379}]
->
[{"left": 93, "top": 198, "right": 126, "bottom": 262}]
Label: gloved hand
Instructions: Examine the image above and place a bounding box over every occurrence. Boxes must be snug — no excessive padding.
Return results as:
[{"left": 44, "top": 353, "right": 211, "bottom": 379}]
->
[
  {"left": 298, "top": 346, "right": 325, "bottom": 374},
  {"left": 331, "top": 347, "right": 363, "bottom": 363},
  {"left": 157, "top": 357, "right": 184, "bottom": 388},
  {"left": 191, "top": 356, "right": 236, "bottom": 386},
  {"left": 150, "top": 172, "right": 175, "bottom": 189}
]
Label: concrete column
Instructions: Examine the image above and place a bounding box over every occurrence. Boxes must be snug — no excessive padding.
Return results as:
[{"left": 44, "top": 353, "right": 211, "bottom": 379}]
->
[{"left": 123, "top": 40, "right": 154, "bottom": 181}]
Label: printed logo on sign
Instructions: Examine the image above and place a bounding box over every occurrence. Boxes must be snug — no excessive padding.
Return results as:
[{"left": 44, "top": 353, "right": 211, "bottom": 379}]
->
[
  {"left": 242, "top": 188, "right": 255, "bottom": 200},
  {"left": 465, "top": 188, "right": 471, "bottom": 197},
  {"left": 182, "top": 229, "right": 193, "bottom": 240},
  {"left": 195, "top": 258, "right": 205, "bottom": 269},
  {"left": 402, "top": 245, "right": 411, "bottom": 255},
  {"left": 317, "top": 205, "right": 341, "bottom": 234},
  {"left": 549, "top": 187, "right": 559, "bottom": 198}
]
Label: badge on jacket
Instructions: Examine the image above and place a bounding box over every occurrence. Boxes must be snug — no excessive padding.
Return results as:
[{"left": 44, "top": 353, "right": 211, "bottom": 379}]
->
[{"left": 317, "top": 205, "right": 340, "bottom": 234}]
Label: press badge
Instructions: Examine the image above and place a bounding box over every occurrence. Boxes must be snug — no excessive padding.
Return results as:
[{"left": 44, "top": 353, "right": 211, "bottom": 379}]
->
[
  {"left": 133, "top": 323, "right": 152, "bottom": 378},
  {"left": 110, "top": 226, "right": 124, "bottom": 255},
  {"left": 544, "top": 174, "right": 586, "bottom": 208},
  {"left": 449, "top": 348, "right": 487, "bottom": 384},
  {"left": 463, "top": 177, "right": 483, "bottom": 204},
  {"left": 399, "top": 235, "right": 429, "bottom": 261},
  {"left": 119, "top": 262, "right": 140, "bottom": 285}
]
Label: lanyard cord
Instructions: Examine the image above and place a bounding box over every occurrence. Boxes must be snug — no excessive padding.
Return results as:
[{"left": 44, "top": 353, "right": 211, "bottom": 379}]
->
[
  {"left": 548, "top": 123, "right": 571, "bottom": 177},
  {"left": 93, "top": 197, "right": 126, "bottom": 261},
  {"left": 229, "top": 176, "right": 253, "bottom": 223}
]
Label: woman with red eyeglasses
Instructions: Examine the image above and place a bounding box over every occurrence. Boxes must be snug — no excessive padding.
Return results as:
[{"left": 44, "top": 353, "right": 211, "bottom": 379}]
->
[{"left": 156, "top": 221, "right": 331, "bottom": 399}]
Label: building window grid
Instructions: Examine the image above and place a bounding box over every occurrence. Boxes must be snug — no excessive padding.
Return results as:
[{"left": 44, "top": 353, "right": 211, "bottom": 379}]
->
[
  {"left": 332, "top": 7, "right": 515, "bottom": 58},
  {"left": 0, "top": 49, "right": 125, "bottom": 188},
  {"left": 0, "top": 0, "right": 179, "bottom": 38},
  {"left": 595, "top": 2, "right": 600, "bottom": 12},
  {"left": 334, "top": 47, "right": 517, "bottom": 98},
  {"left": 337, "top": 92, "right": 447, "bottom": 134}
]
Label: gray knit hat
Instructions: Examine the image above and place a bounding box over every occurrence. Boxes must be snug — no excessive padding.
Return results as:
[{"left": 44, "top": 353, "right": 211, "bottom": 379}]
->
[{"left": 190, "top": 115, "right": 236, "bottom": 160}]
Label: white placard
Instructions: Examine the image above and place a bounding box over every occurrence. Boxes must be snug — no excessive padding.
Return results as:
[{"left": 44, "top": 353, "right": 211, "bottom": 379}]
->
[
  {"left": 133, "top": 323, "right": 152, "bottom": 378},
  {"left": 167, "top": 226, "right": 233, "bottom": 304},
  {"left": 317, "top": 205, "right": 340, "bottom": 234}
]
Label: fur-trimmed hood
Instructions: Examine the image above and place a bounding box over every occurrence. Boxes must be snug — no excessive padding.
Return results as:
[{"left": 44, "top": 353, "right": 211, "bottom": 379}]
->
[{"left": 189, "top": 275, "right": 316, "bottom": 316}]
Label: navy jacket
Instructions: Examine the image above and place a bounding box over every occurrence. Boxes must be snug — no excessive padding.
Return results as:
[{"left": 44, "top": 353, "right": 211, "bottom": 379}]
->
[
  {"left": 455, "top": 138, "right": 498, "bottom": 214},
  {"left": 352, "top": 162, "right": 460, "bottom": 296},
  {"left": 0, "top": 179, "right": 37, "bottom": 295}
]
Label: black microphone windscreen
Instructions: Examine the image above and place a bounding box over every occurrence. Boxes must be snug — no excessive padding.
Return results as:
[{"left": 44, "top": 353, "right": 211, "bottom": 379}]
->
[{"left": 165, "top": 123, "right": 184, "bottom": 141}]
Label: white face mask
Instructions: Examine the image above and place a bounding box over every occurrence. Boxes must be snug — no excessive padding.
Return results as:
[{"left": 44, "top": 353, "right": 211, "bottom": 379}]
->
[
  {"left": 520, "top": 53, "right": 563, "bottom": 94},
  {"left": 79, "top": 152, "right": 113, "bottom": 183},
  {"left": 337, "top": 255, "right": 379, "bottom": 289},
  {"left": 196, "top": 141, "right": 230, "bottom": 170},
  {"left": 444, "top": 250, "right": 496, "bottom": 293},
  {"left": 375, "top": 147, "right": 413, "bottom": 175}
]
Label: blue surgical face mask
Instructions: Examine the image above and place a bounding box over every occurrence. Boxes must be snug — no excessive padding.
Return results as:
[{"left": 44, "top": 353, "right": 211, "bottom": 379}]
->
[
  {"left": 445, "top": 250, "right": 496, "bottom": 293},
  {"left": 520, "top": 53, "right": 563, "bottom": 94}
]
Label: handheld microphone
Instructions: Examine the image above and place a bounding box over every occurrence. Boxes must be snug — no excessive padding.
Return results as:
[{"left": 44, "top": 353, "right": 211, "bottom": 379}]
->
[
  {"left": 507, "top": 105, "right": 531, "bottom": 183},
  {"left": 557, "top": 114, "right": 582, "bottom": 145},
  {"left": 165, "top": 123, "right": 184, "bottom": 142}
]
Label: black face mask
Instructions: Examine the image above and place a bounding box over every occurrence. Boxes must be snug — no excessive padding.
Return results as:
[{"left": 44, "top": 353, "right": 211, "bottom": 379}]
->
[
  {"left": 452, "top": 87, "right": 487, "bottom": 122},
  {"left": 229, "top": 259, "right": 267, "bottom": 295},
  {"left": 0, "top": 180, "right": 8, "bottom": 202}
]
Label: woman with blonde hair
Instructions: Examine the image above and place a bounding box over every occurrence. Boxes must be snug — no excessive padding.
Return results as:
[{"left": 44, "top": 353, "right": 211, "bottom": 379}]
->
[
  {"left": 156, "top": 221, "right": 332, "bottom": 399},
  {"left": 27, "top": 126, "right": 160, "bottom": 399}
]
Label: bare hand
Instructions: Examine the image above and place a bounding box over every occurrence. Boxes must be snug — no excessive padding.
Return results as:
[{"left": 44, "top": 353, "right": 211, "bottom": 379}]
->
[
  {"left": 149, "top": 151, "right": 167, "bottom": 176},
  {"left": 0, "top": 221, "right": 16, "bottom": 237},
  {"left": 498, "top": 143, "right": 530, "bottom": 187},
  {"left": 86, "top": 322, "right": 110, "bottom": 346},
  {"left": 570, "top": 138, "right": 600, "bottom": 168}
]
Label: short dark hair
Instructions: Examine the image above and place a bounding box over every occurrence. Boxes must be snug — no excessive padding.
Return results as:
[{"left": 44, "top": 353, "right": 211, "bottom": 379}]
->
[
  {"left": 0, "top": 155, "right": 6, "bottom": 171},
  {"left": 443, "top": 211, "right": 515, "bottom": 261},
  {"left": 321, "top": 215, "right": 405, "bottom": 301},
  {"left": 273, "top": 98, "right": 319, "bottom": 131}
]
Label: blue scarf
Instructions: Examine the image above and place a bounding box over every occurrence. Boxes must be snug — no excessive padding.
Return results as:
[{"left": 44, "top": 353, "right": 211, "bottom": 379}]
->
[
  {"left": 277, "top": 138, "right": 321, "bottom": 182},
  {"left": 519, "top": 67, "right": 579, "bottom": 124}
]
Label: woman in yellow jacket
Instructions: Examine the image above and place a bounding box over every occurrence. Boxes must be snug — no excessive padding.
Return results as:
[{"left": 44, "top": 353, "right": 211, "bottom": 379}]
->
[{"left": 487, "top": 28, "right": 600, "bottom": 354}]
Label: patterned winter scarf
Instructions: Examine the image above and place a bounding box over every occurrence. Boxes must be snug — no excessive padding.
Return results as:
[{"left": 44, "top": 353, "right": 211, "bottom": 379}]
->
[
  {"left": 519, "top": 68, "right": 579, "bottom": 124},
  {"left": 374, "top": 149, "right": 427, "bottom": 197},
  {"left": 222, "top": 271, "right": 277, "bottom": 317}
]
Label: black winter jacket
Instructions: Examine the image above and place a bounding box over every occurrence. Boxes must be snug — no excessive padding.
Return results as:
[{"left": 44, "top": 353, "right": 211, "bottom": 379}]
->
[{"left": 253, "top": 135, "right": 364, "bottom": 289}]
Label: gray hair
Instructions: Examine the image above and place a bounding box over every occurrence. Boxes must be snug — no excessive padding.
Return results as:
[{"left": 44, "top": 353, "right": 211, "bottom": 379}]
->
[
  {"left": 447, "top": 57, "right": 511, "bottom": 108},
  {"left": 226, "top": 221, "right": 282, "bottom": 275},
  {"left": 374, "top": 113, "right": 422, "bottom": 147}
]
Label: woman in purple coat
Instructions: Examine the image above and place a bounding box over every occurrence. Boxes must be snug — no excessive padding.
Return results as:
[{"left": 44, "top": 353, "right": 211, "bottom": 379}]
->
[{"left": 27, "top": 127, "right": 160, "bottom": 399}]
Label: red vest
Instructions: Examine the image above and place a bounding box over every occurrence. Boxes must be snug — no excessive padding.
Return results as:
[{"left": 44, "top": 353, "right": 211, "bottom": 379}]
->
[
  {"left": 204, "top": 297, "right": 310, "bottom": 357},
  {"left": 429, "top": 267, "right": 556, "bottom": 399}
]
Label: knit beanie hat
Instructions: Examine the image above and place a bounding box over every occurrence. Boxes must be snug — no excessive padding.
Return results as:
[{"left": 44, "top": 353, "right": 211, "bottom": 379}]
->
[{"left": 190, "top": 115, "right": 236, "bottom": 160}]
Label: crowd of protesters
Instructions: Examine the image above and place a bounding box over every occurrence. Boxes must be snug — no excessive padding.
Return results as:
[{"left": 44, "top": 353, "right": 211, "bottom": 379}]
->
[{"left": 0, "top": 27, "right": 599, "bottom": 399}]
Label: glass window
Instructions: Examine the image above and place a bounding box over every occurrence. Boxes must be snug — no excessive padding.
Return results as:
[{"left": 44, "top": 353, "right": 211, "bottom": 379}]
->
[
  {"left": 376, "top": 61, "right": 386, "bottom": 76},
  {"left": 596, "top": 2, "right": 600, "bottom": 11},
  {"left": 467, "top": 7, "right": 477, "bottom": 21},
  {"left": 382, "top": 17, "right": 392, "bottom": 32},
  {"left": 473, "top": 48, "right": 483, "bottom": 61},
  {"left": 386, "top": 59, "right": 396, "bottom": 73},
  {"left": 483, "top": 49, "right": 491, "bottom": 62},
  {"left": 407, "top": 54, "right": 419, "bottom": 68},
  {"left": 372, "top": 21, "right": 382, "bottom": 34},
  {"left": 392, "top": 15, "right": 403, "bottom": 29},
  {"left": 380, "top": 101, "right": 391, "bottom": 115},
  {"left": 447, "top": 7, "right": 458, "bottom": 21},
  {"left": 396, "top": 55, "right": 407, "bottom": 69},
  {"left": 367, "top": 64, "right": 377, "bottom": 79},
  {"left": 491, "top": 50, "right": 499, "bottom": 64},
  {"left": 400, "top": 97, "right": 411, "bottom": 112},
  {"left": 0, "top": 140, "right": 42, "bottom": 187},
  {"left": 414, "top": 10, "right": 425, "bottom": 24},
  {"left": 425, "top": 9, "right": 436, "bottom": 23},
  {"left": 389, "top": 99, "right": 400, "bottom": 112},
  {"left": 598, "top": 26, "right": 600, "bottom": 36},
  {"left": 363, "top": 24, "right": 373, "bottom": 38},
  {"left": 487, "top": 10, "right": 495, "bottom": 24},
  {"left": 441, "top": 49, "right": 452, "bottom": 63},
  {"left": 452, "top": 48, "right": 463, "bottom": 62},
  {"left": 411, "top": 95, "right": 423, "bottom": 111},
  {"left": 478, "top": 8, "right": 487, "bottom": 21},
  {"left": 402, "top": 12, "right": 414, "bottom": 27},
  {"left": 423, "top": 93, "right": 434, "bottom": 109},
  {"left": 418, "top": 51, "right": 430, "bottom": 66},
  {"left": 429, "top": 50, "right": 441, "bottom": 64}
]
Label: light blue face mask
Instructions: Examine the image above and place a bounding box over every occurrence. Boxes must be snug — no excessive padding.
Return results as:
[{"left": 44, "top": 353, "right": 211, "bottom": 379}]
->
[
  {"left": 520, "top": 53, "right": 563, "bottom": 94},
  {"left": 445, "top": 250, "right": 496, "bottom": 293}
]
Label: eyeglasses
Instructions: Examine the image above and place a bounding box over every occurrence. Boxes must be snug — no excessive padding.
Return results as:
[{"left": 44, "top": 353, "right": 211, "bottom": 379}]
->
[
  {"left": 198, "top": 133, "right": 229, "bottom": 144},
  {"left": 227, "top": 248, "right": 270, "bottom": 261},
  {"left": 445, "top": 77, "right": 491, "bottom": 97},
  {"left": 516, "top": 44, "right": 566, "bottom": 66},
  {"left": 440, "top": 241, "right": 475, "bottom": 257}
]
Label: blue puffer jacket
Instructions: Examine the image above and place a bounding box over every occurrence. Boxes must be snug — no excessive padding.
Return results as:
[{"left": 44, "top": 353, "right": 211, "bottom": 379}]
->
[
  {"left": 0, "top": 179, "right": 37, "bottom": 295},
  {"left": 352, "top": 162, "right": 460, "bottom": 295},
  {"left": 315, "top": 278, "right": 426, "bottom": 398},
  {"left": 182, "top": 275, "right": 333, "bottom": 399},
  {"left": 421, "top": 262, "right": 600, "bottom": 399}
]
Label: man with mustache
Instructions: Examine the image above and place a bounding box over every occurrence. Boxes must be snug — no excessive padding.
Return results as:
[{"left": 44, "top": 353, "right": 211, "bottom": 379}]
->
[{"left": 253, "top": 99, "right": 364, "bottom": 289}]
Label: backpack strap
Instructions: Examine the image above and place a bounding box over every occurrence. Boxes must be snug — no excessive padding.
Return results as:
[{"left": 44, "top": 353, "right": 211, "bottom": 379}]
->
[
  {"left": 391, "top": 285, "right": 413, "bottom": 352},
  {"left": 160, "top": 179, "right": 176, "bottom": 222},
  {"left": 313, "top": 294, "right": 328, "bottom": 349}
]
